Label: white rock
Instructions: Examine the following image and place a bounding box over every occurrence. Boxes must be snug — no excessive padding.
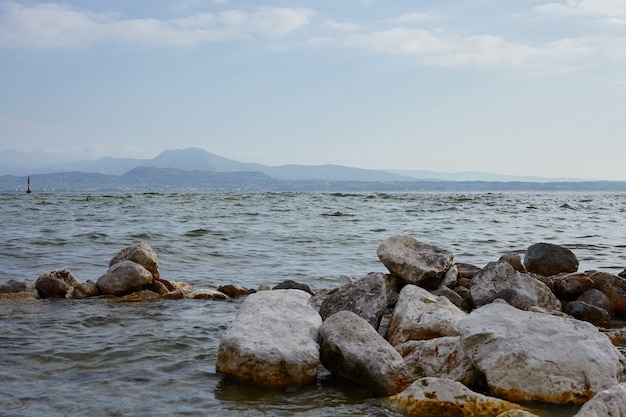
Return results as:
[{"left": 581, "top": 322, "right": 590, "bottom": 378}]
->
[
  {"left": 216, "top": 289, "right": 322, "bottom": 388},
  {"left": 574, "top": 383, "right": 626, "bottom": 417},
  {"left": 386, "top": 285, "right": 467, "bottom": 347},
  {"left": 96, "top": 260, "right": 154, "bottom": 296},
  {"left": 458, "top": 301, "right": 626, "bottom": 405}
]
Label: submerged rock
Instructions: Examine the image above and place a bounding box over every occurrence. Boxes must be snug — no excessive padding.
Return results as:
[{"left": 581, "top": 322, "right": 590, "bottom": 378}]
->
[
  {"left": 458, "top": 301, "right": 626, "bottom": 405},
  {"left": 34, "top": 269, "right": 81, "bottom": 298},
  {"left": 0, "top": 279, "right": 29, "bottom": 294},
  {"left": 524, "top": 242, "right": 579, "bottom": 277},
  {"left": 216, "top": 289, "right": 321, "bottom": 389},
  {"left": 377, "top": 236, "right": 453, "bottom": 289},
  {"left": 319, "top": 310, "right": 414, "bottom": 396}
]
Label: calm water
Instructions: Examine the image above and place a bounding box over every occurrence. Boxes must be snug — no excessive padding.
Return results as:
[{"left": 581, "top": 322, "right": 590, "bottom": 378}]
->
[{"left": 1, "top": 191, "right": 625, "bottom": 416}]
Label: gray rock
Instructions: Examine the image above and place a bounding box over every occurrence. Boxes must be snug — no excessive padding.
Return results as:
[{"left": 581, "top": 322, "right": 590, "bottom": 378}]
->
[
  {"left": 499, "top": 252, "right": 527, "bottom": 273},
  {"left": 377, "top": 236, "right": 453, "bottom": 289},
  {"left": 96, "top": 260, "right": 154, "bottom": 296},
  {"left": 0, "top": 279, "right": 29, "bottom": 293},
  {"left": 109, "top": 242, "right": 160, "bottom": 279},
  {"left": 553, "top": 272, "right": 595, "bottom": 300},
  {"left": 578, "top": 288, "right": 614, "bottom": 317},
  {"left": 574, "top": 383, "right": 626, "bottom": 417},
  {"left": 319, "top": 310, "right": 414, "bottom": 395},
  {"left": 524, "top": 242, "right": 579, "bottom": 277},
  {"left": 564, "top": 301, "right": 611, "bottom": 327},
  {"left": 587, "top": 271, "right": 626, "bottom": 317},
  {"left": 319, "top": 272, "right": 388, "bottom": 329},
  {"left": 272, "top": 279, "right": 314, "bottom": 295}
]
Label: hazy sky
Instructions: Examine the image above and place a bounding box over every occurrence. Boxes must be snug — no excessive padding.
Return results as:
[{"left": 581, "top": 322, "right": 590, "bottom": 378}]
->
[{"left": 1, "top": 1, "right": 625, "bottom": 180}]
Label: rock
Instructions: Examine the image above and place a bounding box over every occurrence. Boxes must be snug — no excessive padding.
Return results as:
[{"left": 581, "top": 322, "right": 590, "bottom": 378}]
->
[
  {"left": 553, "top": 272, "right": 595, "bottom": 300},
  {"left": 587, "top": 271, "right": 626, "bottom": 317},
  {"left": 396, "top": 336, "right": 481, "bottom": 387},
  {"left": 0, "top": 279, "right": 28, "bottom": 293},
  {"left": 470, "top": 261, "right": 561, "bottom": 311},
  {"left": 187, "top": 289, "right": 231, "bottom": 300},
  {"left": 456, "top": 263, "right": 481, "bottom": 280},
  {"left": 319, "top": 272, "right": 388, "bottom": 329},
  {"left": 440, "top": 264, "right": 458, "bottom": 289},
  {"left": 216, "top": 289, "right": 321, "bottom": 389},
  {"left": 496, "top": 411, "right": 541, "bottom": 417},
  {"left": 432, "top": 286, "right": 470, "bottom": 312},
  {"left": 109, "top": 242, "right": 160, "bottom": 279},
  {"left": 458, "top": 301, "right": 626, "bottom": 405},
  {"left": 377, "top": 236, "right": 454, "bottom": 289},
  {"left": 386, "top": 285, "right": 467, "bottom": 347},
  {"left": 564, "top": 301, "right": 611, "bottom": 327},
  {"left": 72, "top": 280, "right": 100, "bottom": 298},
  {"left": 499, "top": 252, "right": 527, "bottom": 273},
  {"left": 96, "top": 260, "right": 154, "bottom": 296},
  {"left": 573, "top": 383, "right": 626, "bottom": 417},
  {"left": 620, "top": 269, "right": 626, "bottom": 279},
  {"left": 34, "top": 269, "right": 81, "bottom": 298},
  {"left": 318, "top": 310, "right": 414, "bottom": 395},
  {"left": 390, "top": 377, "right": 525, "bottom": 417},
  {"left": 217, "top": 284, "right": 254, "bottom": 298},
  {"left": 162, "top": 289, "right": 185, "bottom": 300},
  {"left": 148, "top": 279, "right": 170, "bottom": 296},
  {"left": 523, "top": 242, "right": 579, "bottom": 277},
  {"left": 272, "top": 279, "right": 314, "bottom": 295},
  {"left": 115, "top": 289, "right": 161, "bottom": 302},
  {"left": 577, "top": 288, "right": 614, "bottom": 317}
]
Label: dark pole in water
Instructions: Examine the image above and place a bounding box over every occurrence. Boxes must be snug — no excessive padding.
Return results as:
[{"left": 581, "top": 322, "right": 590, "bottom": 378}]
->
[{"left": 26, "top": 177, "right": 31, "bottom": 194}]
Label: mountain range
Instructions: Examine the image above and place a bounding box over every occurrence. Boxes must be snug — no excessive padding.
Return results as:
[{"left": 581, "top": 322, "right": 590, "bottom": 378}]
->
[{"left": 2, "top": 147, "right": 624, "bottom": 192}]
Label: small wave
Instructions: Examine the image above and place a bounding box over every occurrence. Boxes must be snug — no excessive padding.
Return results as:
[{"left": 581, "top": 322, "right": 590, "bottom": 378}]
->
[
  {"left": 184, "top": 228, "right": 211, "bottom": 237},
  {"left": 321, "top": 211, "right": 353, "bottom": 217}
]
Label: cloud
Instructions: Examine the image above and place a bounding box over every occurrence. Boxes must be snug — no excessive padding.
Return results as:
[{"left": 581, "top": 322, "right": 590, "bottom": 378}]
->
[
  {"left": 384, "top": 12, "right": 438, "bottom": 24},
  {"left": 535, "top": 0, "right": 626, "bottom": 24},
  {"left": 0, "top": 2, "right": 314, "bottom": 48}
]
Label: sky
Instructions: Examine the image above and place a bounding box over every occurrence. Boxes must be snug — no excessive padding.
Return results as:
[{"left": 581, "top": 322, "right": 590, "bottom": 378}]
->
[{"left": 1, "top": 0, "right": 625, "bottom": 180}]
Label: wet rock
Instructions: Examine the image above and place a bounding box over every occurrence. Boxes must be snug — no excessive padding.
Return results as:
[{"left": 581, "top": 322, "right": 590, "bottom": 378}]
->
[
  {"left": 523, "top": 242, "right": 579, "bottom": 277},
  {"left": 217, "top": 284, "right": 254, "bottom": 298},
  {"left": 162, "top": 289, "right": 185, "bottom": 300},
  {"left": 0, "top": 279, "right": 29, "bottom": 293},
  {"left": 577, "top": 288, "right": 614, "bottom": 317},
  {"left": 148, "top": 279, "right": 170, "bottom": 296},
  {"left": 386, "top": 285, "right": 467, "bottom": 347},
  {"left": 216, "top": 289, "right": 322, "bottom": 389},
  {"left": 458, "top": 301, "right": 626, "bottom": 405},
  {"left": 272, "top": 279, "right": 315, "bottom": 295},
  {"left": 499, "top": 252, "right": 527, "bottom": 273},
  {"left": 573, "top": 383, "right": 626, "bottom": 416},
  {"left": 96, "top": 260, "right": 154, "bottom": 296},
  {"left": 470, "top": 261, "right": 561, "bottom": 311},
  {"left": 187, "top": 289, "right": 231, "bottom": 300},
  {"left": 319, "top": 310, "right": 414, "bottom": 396},
  {"left": 377, "top": 235, "right": 454, "bottom": 289},
  {"left": 552, "top": 272, "right": 595, "bottom": 300},
  {"left": 390, "top": 377, "right": 525, "bottom": 417},
  {"left": 109, "top": 242, "right": 160, "bottom": 279},
  {"left": 396, "top": 336, "right": 481, "bottom": 387},
  {"left": 72, "top": 280, "right": 100, "bottom": 298},
  {"left": 115, "top": 289, "right": 161, "bottom": 302},
  {"left": 319, "top": 272, "right": 388, "bottom": 329},
  {"left": 34, "top": 269, "right": 81, "bottom": 298},
  {"left": 564, "top": 301, "right": 611, "bottom": 327},
  {"left": 587, "top": 271, "right": 626, "bottom": 317}
]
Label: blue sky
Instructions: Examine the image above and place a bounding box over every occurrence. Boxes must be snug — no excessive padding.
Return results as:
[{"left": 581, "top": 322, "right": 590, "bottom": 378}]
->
[{"left": 1, "top": 0, "right": 625, "bottom": 180}]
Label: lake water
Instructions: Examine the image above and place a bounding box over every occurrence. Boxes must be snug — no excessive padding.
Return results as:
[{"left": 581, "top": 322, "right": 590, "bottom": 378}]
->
[{"left": 1, "top": 191, "right": 625, "bottom": 416}]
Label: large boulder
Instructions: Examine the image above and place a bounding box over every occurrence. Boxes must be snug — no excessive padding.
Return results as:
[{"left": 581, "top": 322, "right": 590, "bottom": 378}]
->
[
  {"left": 552, "top": 272, "right": 595, "bottom": 300},
  {"left": 470, "top": 261, "right": 561, "bottom": 311},
  {"left": 34, "top": 269, "right": 81, "bottom": 298},
  {"left": 377, "top": 236, "right": 453, "bottom": 289},
  {"left": 573, "top": 383, "right": 626, "bottom": 416},
  {"left": 319, "top": 310, "right": 414, "bottom": 396},
  {"left": 523, "top": 243, "right": 579, "bottom": 277},
  {"left": 109, "top": 242, "right": 160, "bottom": 280},
  {"left": 386, "top": 285, "right": 467, "bottom": 347},
  {"left": 458, "top": 301, "right": 626, "bottom": 405},
  {"left": 389, "top": 377, "right": 525, "bottom": 417},
  {"left": 96, "top": 260, "right": 154, "bottom": 296},
  {"left": 588, "top": 271, "right": 626, "bottom": 317},
  {"left": 216, "top": 289, "right": 321, "bottom": 389},
  {"left": 395, "top": 336, "right": 481, "bottom": 387},
  {"left": 319, "top": 272, "right": 388, "bottom": 329}
]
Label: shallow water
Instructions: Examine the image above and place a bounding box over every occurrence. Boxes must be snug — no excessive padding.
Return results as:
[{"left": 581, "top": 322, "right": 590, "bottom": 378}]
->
[{"left": 1, "top": 191, "right": 625, "bottom": 416}]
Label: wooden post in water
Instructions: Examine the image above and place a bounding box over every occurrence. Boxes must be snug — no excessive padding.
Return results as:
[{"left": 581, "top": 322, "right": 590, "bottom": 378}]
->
[{"left": 26, "top": 177, "right": 31, "bottom": 194}]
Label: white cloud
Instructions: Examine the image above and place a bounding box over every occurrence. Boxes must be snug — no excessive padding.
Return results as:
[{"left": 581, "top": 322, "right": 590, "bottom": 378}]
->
[
  {"left": 347, "top": 28, "right": 451, "bottom": 55},
  {"left": 326, "top": 19, "right": 361, "bottom": 32},
  {"left": 384, "top": 12, "right": 438, "bottom": 24},
  {"left": 536, "top": 0, "right": 626, "bottom": 24},
  {"left": 0, "top": 2, "right": 313, "bottom": 48}
]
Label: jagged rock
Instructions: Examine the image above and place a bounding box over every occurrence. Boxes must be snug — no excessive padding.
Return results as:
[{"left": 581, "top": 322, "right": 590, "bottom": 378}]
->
[
  {"left": 386, "top": 285, "right": 467, "bottom": 347},
  {"left": 96, "top": 260, "right": 154, "bottom": 296},
  {"left": 272, "top": 279, "right": 315, "bottom": 295},
  {"left": 440, "top": 264, "right": 458, "bottom": 289},
  {"left": 216, "top": 290, "right": 321, "bottom": 389},
  {"left": 564, "top": 301, "right": 611, "bottom": 327},
  {"left": 573, "top": 383, "right": 626, "bottom": 416},
  {"left": 553, "top": 272, "right": 595, "bottom": 300},
  {"left": 396, "top": 336, "right": 481, "bottom": 387},
  {"left": 470, "top": 261, "right": 561, "bottom": 311},
  {"left": 587, "top": 271, "right": 626, "bottom": 317},
  {"left": 458, "top": 301, "right": 626, "bottom": 405},
  {"left": 432, "top": 286, "right": 470, "bottom": 312},
  {"left": 34, "top": 269, "right": 81, "bottom": 298},
  {"left": 523, "top": 242, "right": 579, "bottom": 277},
  {"left": 377, "top": 235, "right": 454, "bottom": 289},
  {"left": 456, "top": 263, "right": 481, "bottom": 280},
  {"left": 319, "top": 272, "right": 388, "bottom": 329},
  {"left": 318, "top": 310, "right": 414, "bottom": 396},
  {"left": 499, "top": 252, "right": 527, "bottom": 273},
  {"left": 109, "top": 242, "right": 160, "bottom": 279},
  {"left": 390, "top": 377, "right": 525, "bottom": 417}
]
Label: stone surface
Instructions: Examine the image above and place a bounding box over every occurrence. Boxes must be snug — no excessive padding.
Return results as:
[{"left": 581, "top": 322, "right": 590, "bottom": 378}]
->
[
  {"left": 386, "top": 285, "right": 467, "bottom": 347},
  {"left": 573, "top": 383, "right": 626, "bottom": 417},
  {"left": 0, "top": 279, "right": 29, "bottom": 293},
  {"left": 187, "top": 289, "right": 231, "bottom": 300},
  {"left": 470, "top": 261, "right": 561, "bottom": 311},
  {"left": 588, "top": 271, "right": 626, "bottom": 317},
  {"left": 217, "top": 284, "right": 254, "bottom": 298},
  {"left": 377, "top": 236, "right": 454, "bottom": 289},
  {"left": 396, "top": 336, "right": 480, "bottom": 387},
  {"left": 109, "top": 242, "right": 160, "bottom": 279},
  {"left": 272, "top": 279, "right": 315, "bottom": 295},
  {"left": 319, "top": 310, "right": 414, "bottom": 396},
  {"left": 319, "top": 272, "right": 388, "bottom": 329},
  {"left": 564, "top": 301, "right": 611, "bottom": 327},
  {"left": 499, "top": 252, "right": 527, "bottom": 273},
  {"left": 216, "top": 289, "right": 322, "bottom": 389},
  {"left": 34, "top": 269, "right": 81, "bottom": 298},
  {"left": 96, "top": 260, "right": 154, "bottom": 296},
  {"left": 523, "top": 242, "right": 579, "bottom": 277},
  {"left": 390, "top": 377, "right": 525, "bottom": 417},
  {"left": 553, "top": 272, "right": 595, "bottom": 300},
  {"left": 577, "top": 288, "right": 614, "bottom": 317},
  {"left": 458, "top": 301, "right": 626, "bottom": 405}
]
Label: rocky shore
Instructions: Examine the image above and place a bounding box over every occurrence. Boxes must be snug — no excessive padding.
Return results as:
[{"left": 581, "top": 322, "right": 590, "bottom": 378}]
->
[{"left": 3, "top": 238, "right": 626, "bottom": 416}]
